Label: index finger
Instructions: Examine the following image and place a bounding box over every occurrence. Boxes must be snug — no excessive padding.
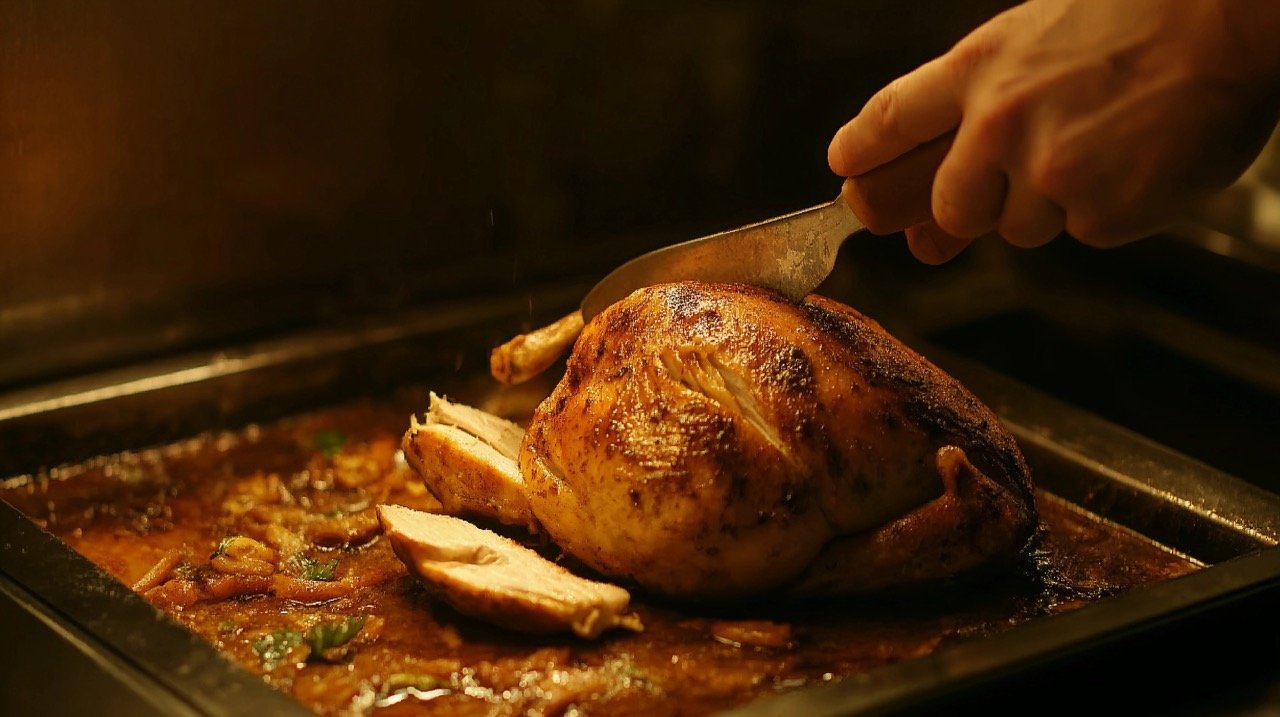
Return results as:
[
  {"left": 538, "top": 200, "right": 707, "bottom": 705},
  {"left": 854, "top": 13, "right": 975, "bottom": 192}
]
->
[{"left": 828, "top": 56, "right": 964, "bottom": 177}]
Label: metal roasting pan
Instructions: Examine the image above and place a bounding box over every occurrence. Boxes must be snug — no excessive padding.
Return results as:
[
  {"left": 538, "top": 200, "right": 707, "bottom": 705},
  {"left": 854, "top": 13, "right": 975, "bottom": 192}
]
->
[{"left": 2, "top": 286, "right": 1278, "bottom": 717}]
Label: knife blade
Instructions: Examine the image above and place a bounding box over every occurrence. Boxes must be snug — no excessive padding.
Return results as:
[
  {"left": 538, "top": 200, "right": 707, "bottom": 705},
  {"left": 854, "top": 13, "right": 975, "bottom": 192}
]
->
[
  {"left": 580, "top": 197, "right": 862, "bottom": 320},
  {"left": 579, "top": 134, "right": 952, "bottom": 321}
]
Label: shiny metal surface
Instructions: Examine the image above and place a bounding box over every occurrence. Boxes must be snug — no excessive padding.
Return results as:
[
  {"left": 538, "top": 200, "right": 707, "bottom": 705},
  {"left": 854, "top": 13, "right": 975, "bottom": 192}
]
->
[
  {"left": 0, "top": 574, "right": 196, "bottom": 717},
  {"left": 580, "top": 196, "right": 862, "bottom": 319},
  {"left": 0, "top": 501, "right": 309, "bottom": 717}
]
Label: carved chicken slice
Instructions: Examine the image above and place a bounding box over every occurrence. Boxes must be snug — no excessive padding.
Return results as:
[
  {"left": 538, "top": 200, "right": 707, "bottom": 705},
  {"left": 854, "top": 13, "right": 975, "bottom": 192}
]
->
[
  {"left": 402, "top": 392, "right": 536, "bottom": 531},
  {"left": 377, "top": 504, "right": 642, "bottom": 638}
]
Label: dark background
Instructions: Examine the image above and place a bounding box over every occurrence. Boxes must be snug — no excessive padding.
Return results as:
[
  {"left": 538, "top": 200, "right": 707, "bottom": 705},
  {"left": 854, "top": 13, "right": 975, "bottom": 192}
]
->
[{"left": 0, "top": 0, "right": 1014, "bottom": 387}]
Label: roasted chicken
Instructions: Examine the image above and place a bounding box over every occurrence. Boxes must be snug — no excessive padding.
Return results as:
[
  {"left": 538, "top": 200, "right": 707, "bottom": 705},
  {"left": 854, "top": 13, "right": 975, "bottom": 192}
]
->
[{"left": 401, "top": 281, "right": 1037, "bottom": 602}]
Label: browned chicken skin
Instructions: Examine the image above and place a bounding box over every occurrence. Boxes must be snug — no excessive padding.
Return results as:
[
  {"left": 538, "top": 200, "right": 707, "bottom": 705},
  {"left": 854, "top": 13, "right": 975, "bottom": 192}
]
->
[{"left": 517, "top": 282, "right": 1037, "bottom": 600}]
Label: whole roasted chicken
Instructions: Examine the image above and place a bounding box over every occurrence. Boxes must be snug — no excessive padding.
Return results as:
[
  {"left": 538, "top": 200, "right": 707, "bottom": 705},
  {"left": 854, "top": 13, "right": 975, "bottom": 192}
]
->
[{"left": 394, "top": 281, "right": 1037, "bottom": 609}]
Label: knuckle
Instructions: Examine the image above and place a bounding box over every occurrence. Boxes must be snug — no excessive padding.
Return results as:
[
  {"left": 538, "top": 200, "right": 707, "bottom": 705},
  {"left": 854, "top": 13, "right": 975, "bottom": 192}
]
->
[
  {"left": 947, "top": 5, "right": 1019, "bottom": 79},
  {"left": 1028, "top": 145, "right": 1080, "bottom": 200},
  {"left": 977, "top": 87, "right": 1029, "bottom": 140},
  {"left": 978, "top": 7, "right": 1017, "bottom": 36},
  {"left": 972, "top": 98, "right": 1022, "bottom": 149},
  {"left": 948, "top": 30, "right": 1000, "bottom": 74},
  {"left": 866, "top": 83, "right": 904, "bottom": 136}
]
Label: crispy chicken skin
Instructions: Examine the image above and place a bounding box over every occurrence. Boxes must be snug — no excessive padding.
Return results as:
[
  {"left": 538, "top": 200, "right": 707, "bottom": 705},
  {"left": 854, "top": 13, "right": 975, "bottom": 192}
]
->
[{"left": 519, "top": 282, "right": 1036, "bottom": 600}]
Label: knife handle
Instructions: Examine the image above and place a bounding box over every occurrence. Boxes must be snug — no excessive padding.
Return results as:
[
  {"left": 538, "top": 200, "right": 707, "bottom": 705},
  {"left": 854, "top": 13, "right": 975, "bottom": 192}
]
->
[{"left": 840, "top": 133, "right": 954, "bottom": 235}]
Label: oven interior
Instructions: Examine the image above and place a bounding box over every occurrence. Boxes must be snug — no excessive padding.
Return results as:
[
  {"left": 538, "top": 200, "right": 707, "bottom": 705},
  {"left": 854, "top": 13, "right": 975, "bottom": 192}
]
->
[{"left": 4, "top": 2, "right": 1280, "bottom": 715}]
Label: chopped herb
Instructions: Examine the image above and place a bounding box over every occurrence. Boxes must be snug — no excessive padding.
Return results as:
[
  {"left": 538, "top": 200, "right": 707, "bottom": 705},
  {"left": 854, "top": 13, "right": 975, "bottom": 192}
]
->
[
  {"left": 305, "top": 616, "right": 367, "bottom": 659},
  {"left": 312, "top": 429, "right": 347, "bottom": 458},
  {"left": 290, "top": 554, "right": 340, "bottom": 581},
  {"left": 217, "top": 620, "right": 237, "bottom": 635},
  {"left": 210, "top": 535, "right": 238, "bottom": 560},
  {"left": 251, "top": 629, "right": 302, "bottom": 670}
]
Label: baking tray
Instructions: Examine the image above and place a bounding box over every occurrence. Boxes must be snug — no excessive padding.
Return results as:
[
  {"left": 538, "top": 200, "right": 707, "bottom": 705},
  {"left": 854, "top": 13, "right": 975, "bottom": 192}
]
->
[{"left": 2, "top": 292, "right": 1278, "bottom": 717}]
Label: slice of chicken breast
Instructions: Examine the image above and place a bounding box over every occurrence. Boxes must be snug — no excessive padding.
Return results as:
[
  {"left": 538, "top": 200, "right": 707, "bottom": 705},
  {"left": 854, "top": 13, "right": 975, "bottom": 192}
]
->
[
  {"left": 377, "top": 504, "right": 642, "bottom": 639},
  {"left": 402, "top": 393, "right": 536, "bottom": 531}
]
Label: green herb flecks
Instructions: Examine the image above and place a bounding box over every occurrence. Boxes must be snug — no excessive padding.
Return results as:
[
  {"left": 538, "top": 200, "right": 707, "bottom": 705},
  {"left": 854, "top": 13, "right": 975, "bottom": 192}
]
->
[
  {"left": 290, "top": 554, "right": 340, "bottom": 581},
  {"left": 251, "top": 629, "right": 303, "bottom": 671},
  {"left": 305, "top": 616, "right": 367, "bottom": 661},
  {"left": 210, "top": 535, "right": 238, "bottom": 560},
  {"left": 312, "top": 429, "right": 347, "bottom": 458}
]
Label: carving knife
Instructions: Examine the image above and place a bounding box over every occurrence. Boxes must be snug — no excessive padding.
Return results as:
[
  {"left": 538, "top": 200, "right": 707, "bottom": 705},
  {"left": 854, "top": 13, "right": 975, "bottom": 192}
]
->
[{"left": 579, "top": 135, "right": 951, "bottom": 320}]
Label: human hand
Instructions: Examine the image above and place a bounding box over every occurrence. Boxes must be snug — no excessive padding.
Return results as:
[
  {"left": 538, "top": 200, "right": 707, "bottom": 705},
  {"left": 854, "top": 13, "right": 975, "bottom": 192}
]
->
[{"left": 828, "top": 0, "right": 1280, "bottom": 264}]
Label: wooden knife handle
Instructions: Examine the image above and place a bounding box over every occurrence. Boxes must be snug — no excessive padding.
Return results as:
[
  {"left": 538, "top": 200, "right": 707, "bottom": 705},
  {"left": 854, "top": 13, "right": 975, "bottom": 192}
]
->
[{"left": 840, "top": 133, "right": 954, "bottom": 235}]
